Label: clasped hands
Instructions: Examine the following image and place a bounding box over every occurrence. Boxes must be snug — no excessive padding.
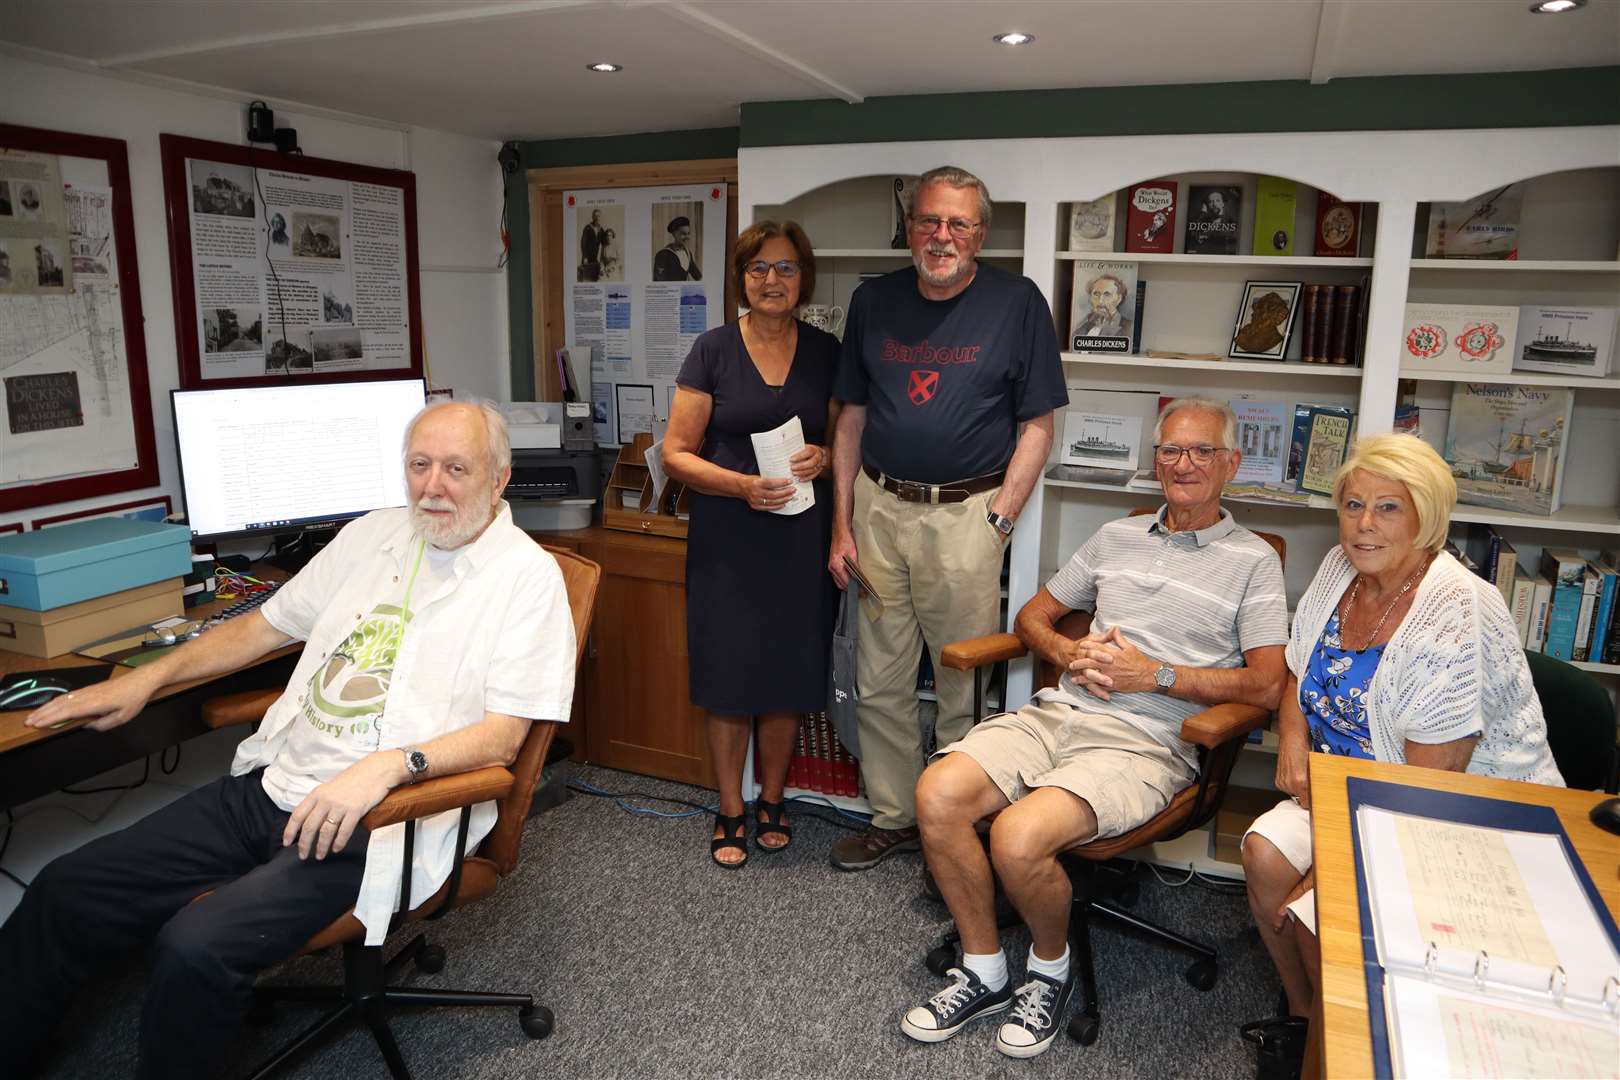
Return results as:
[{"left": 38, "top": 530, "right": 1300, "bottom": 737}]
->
[
  {"left": 740, "top": 443, "right": 827, "bottom": 512},
  {"left": 1062, "top": 625, "right": 1159, "bottom": 701}
]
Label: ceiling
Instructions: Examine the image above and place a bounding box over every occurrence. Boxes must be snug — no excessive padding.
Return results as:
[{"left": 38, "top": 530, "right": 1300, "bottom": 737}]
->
[{"left": 2, "top": 0, "right": 1616, "bottom": 142}]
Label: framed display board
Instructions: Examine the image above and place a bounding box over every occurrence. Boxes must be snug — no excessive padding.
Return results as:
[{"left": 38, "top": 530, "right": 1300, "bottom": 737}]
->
[
  {"left": 158, "top": 134, "right": 423, "bottom": 389},
  {"left": 0, "top": 122, "right": 159, "bottom": 514}
]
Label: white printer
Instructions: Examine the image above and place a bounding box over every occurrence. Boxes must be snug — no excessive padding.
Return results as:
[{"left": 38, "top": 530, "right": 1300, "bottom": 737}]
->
[{"left": 496, "top": 402, "right": 599, "bottom": 531}]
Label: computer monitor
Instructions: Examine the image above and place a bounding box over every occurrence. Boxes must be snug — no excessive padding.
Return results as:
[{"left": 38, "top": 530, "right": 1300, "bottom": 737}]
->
[{"left": 172, "top": 378, "right": 427, "bottom": 540}]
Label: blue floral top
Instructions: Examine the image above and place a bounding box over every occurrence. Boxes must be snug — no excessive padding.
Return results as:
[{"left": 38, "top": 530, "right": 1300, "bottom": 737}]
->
[{"left": 1300, "top": 611, "right": 1384, "bottom": 758}]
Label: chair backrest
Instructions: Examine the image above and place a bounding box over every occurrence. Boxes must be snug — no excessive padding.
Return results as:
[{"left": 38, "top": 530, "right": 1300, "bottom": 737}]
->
[
  {"left": 1525, "top": 650, "right": 1619, "bottom": 793},
  {"left": 481, "top": 544, "right": 602, "bottom": 874}
]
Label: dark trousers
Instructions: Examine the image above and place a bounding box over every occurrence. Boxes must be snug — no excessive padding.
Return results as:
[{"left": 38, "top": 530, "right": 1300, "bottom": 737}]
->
[{"left": 0, "top": 770, "right": 369, "bottom": 1079}]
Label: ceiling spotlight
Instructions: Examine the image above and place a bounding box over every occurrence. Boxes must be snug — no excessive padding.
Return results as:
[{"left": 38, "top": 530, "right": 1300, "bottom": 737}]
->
[
  {"left": 992, "top": 32, "right": 1034, "bottom": 46},
  {"left": 586, "top": 62, "right": 622, "bottom": 73},
  {"left": 1529, "top": 0, "right": 1584, "bottom": 11}
]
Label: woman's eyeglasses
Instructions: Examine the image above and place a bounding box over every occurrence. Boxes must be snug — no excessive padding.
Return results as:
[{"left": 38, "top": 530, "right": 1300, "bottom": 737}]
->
[{"left": 744, "top": 259, "right": 801, "bottom": 279}]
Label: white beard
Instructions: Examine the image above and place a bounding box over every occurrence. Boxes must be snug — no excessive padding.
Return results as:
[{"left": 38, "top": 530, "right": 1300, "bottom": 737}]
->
[{"left": 410, "top": 495, "right": 492, "bottom": 550}]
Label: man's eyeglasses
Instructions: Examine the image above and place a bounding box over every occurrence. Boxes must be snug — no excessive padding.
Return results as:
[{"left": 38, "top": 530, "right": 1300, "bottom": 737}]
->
[
  {"left": 909, "top": 215, "right": 982, "bottom": 239},
  {"left": 744, "top": 259, "right": 801, "bottom": 279},
  {"left": 1153, "top": 444, "right": 1230, "bottom": 467}
]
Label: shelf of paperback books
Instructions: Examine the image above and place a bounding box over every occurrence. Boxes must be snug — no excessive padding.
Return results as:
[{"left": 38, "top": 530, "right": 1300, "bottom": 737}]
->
[
  {"left": 1056, "top": 251, "right": 1372, "bottom": 270},
  {"left": 1065, "top": 351, "right": 1362, "bottom": 378}
]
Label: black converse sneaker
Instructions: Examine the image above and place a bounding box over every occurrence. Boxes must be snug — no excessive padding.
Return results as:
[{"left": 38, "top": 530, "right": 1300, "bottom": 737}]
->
[
  {"left": 900, "top": 967, "right": 1012, "bottom": 1043},
  {"left": 995, "top": 971, "right": 1076, "bottom": 1058}
]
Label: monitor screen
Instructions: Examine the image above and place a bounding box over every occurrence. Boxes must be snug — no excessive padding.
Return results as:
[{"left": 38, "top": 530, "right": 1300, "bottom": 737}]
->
[{"left": 172, "top": 379, "right": 427, "bottom": 540}]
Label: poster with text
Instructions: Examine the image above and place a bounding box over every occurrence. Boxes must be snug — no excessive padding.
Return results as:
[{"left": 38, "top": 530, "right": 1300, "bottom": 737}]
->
[{"left": 563, "top": 182, "right": 726, "bottom": 446}]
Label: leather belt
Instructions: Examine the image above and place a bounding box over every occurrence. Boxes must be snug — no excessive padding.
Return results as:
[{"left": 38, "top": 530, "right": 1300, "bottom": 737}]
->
[{"left": 863, "top": 464, "right": 1004, "bottom": 505}]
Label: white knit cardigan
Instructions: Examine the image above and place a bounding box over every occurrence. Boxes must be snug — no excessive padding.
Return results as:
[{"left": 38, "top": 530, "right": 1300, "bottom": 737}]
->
[{"left": 1288, "top": 547, "right": 1563, "bottom": 785}]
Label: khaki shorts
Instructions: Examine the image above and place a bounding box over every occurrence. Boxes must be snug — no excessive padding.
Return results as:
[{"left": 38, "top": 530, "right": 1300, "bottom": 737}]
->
[
  {"left": 1245, "top": 797, "right": 1313, "bottom": 875},
  {"left": 937, "top": 699, "right": 1195, "bottom": 840}
]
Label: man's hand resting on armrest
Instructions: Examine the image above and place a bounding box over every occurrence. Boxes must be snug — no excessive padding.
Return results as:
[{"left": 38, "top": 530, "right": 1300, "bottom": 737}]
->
[{"left": 285, "top": 751, "right": 405, "bottom": 861}]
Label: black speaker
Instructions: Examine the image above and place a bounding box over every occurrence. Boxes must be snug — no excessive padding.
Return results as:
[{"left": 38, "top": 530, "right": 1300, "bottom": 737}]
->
[
  {"left": 247, "top": 100, "right": 275, "bottom": 143},
  {"left": 498, "top": 142, "right": 520, "bottom": 175},
  {"left": 273, "top": 127, "right": 300, "bottom": 154}
]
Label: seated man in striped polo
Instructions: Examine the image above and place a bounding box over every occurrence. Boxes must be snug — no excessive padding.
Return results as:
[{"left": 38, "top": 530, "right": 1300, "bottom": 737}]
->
[{"left": 903, "top": 396, "right": 1289, "bottom": 1060}]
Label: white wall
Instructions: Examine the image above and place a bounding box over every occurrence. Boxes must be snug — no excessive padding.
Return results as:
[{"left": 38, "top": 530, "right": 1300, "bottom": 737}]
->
[{"left": 0, "top": 56, "right": 509, "bottom": 531}]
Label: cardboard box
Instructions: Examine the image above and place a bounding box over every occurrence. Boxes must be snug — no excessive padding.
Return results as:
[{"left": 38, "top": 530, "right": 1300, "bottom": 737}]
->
[
  {"left": 0, "top": 577, "right": 185, "bottom": 658},
  {"left": 0, "top": 519, "right": 192, "bottom": 611},
  {"left": 1212, "top": 784, "right": 1281, "bottom": 865}
]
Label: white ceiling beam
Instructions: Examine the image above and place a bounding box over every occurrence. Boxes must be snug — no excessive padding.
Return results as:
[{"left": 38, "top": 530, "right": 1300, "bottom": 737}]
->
[
  {"left": 1309, "top": 0, "right": 1351, "bottom": 85},
  {"left": 97, "top": 0, "right": 597, "bottom": 69},
  {"left": 653, "top": 1, "right": 865, "bottom": 104}
]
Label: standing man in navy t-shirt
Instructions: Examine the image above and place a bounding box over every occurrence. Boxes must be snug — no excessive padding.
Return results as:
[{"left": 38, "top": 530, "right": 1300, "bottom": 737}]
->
[{"left": 827, "top": 165, "right": 1068, "bottom": 870}]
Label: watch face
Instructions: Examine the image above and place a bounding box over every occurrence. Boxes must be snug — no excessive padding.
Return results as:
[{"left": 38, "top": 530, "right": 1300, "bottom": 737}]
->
[
  {"left": 1155, "top": 665, "right": 1175, "bottom": 688},
  {"left": 407, "top": 750, "right": 428, "bottom": 774}
]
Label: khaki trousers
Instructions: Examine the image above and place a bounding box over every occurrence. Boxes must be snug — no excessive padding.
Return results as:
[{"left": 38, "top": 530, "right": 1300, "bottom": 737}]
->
[{"left": 852, "top": 468, "right": 1005, "bottom": 828}]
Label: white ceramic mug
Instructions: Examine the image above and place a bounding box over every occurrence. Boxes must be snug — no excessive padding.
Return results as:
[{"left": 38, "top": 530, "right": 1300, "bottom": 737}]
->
[{"left": 799, "top": 304, "right": 845, "bottom": 335}]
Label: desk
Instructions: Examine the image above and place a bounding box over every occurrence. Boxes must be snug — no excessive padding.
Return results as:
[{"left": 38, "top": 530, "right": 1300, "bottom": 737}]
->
[
  {"left": 0, "top": 571, "right": 301, "bottom": 810},
  {"left": 1309, "top": 754, "right": 1620, "bottom": 1079}
]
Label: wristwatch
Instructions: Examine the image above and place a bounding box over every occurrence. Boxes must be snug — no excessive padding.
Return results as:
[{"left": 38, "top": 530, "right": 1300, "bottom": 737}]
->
[
  {"left": 987, "top": 510, "right": 1015, "bottom": 539},
  {"left": 402, "top": 746, "right": 428, "bottom": 784},
  {"left": 1153, "top": 662, "right": 1177, "bottom": 693}
]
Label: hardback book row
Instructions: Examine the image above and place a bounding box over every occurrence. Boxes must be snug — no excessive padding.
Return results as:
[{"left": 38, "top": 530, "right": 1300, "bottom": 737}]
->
[
  {"left": 783, "top": 713, "right": 862, "bottom": 799},
  {"left": 1067, "top": 179, "right": 1364, "bottom": 259},
  {"left": 1484, "top": 543, "right": 1620, "bottom": 665},
  {"left": 1299, "top": 283, "right": 1364, "bottom": 365}
]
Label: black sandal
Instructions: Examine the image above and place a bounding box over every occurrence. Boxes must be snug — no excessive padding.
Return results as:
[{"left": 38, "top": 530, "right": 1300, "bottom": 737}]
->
[
  {"left": 753, "top": 799, "right": 793, "bottom": 853},
  {"left": 711, "top": 813, "right": 748, "bottom": 869}
]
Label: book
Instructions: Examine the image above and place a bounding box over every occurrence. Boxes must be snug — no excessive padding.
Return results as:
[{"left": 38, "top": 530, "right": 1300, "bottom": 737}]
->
[
  {"left": 1586, "top": 561, "right": 1617, "bottom": 662},
  {"left": 1463, "top": 523, "right": 1502, "bottom": 584},
  {"left": 1123, "top": 178, "right": 1177, "bottom": 254},
  {"left": 1060, "top": 411, "right": 1143, "bottom": 471},
  {"left": 1069, "top": 261, "right": 1142, "bottom": 354},
  {"left": 1401, "top": 304, "right": 1520, "bottom": 376},
  {"left": 1425, "top": 183, "right": 1523, "bottom": 260},
  {"left": 1601, "top": 551, "right": 1620, "bottom": 665},
  {"left": 1252, "top": 176, "right": 1297, "bottom": 256},
  {"left": 1514, "top": 305, "right": 1617, "bottom": 379},
  {"left": 1229, "top": 399, "right": 1290, "bottom": 484},
  {"left": 1539, "top": 548, "right": 1588, "bottom": 661},
  {"left": 1185, "top": 184, "right": 1242, "bottom": 255},
  {"left": 1312, "top": 284, "right": 1335, "bottom": 365},
  {"left": 1329, "top": 284, "right": 1358, "bottom": 365},
  {"left": 1509, "top": 575, "right": 1536, "bottom": 647},
  {"left": 1287, "top": 403, "right": 1353, "bottom": 484},
  {"left": 1297, "top": 407, "right": 1353, "bottom": 496},
  {"left": 1300, "top": 285, "right": 1323, "bottom": 363},
  {"left": 1495, "top": 541, "right": 1517, "bottom": 607},
  {"left": 1067, "top": 193, "right": 1117, "bottom": 252},
  {"left": 1392, "top": 402, "right": 1421, "bottom": 438},
  {"left": 1528, "top": 573, "right": 1553, "bottom": 653},
  {"left": 1313, "top": 193, "right": 1362, "bottom": 257},
  {"left": 1572, "top": 568, "right": 1600, "bottom": 663},
  {"left": 1443, "top": 384, "right": 1573, "bottom": 517}
]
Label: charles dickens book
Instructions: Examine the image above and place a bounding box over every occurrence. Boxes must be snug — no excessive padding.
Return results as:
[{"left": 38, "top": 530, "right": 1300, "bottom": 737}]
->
[
  {"left": 1252, "top": 177, "right": 1297, "bottom": 256},
  {"left": 1123, "top": 178, "right": 1177, "bottom": 255},
  {"left": 1443, "top": 383, "right": 1574, "bottom": 517},
  {"left": 1185, "top": 184, "right": 1241, "bottom": 256},
  {"left": 1069, "top": 261, "right": 1143, "bottom": 354},
  {"left": 1067, "top": 193, "right": 1118, "bottom": 253},
  {"left": 1425, "top": 184, "right": 1523, "bottom": 260},
  {"left": 1313, "top": 193, "right": 1362, "bottom": 257}
]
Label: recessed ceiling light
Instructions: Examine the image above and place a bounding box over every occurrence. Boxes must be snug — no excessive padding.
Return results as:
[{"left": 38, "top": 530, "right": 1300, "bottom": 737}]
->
[
  {"left": 1529, "top": 0, "right": 1584, "bottom": 11},
  {"left": 586, "top": 62, "right": 622, "bottom": 73},
  {"left": 992, "top": 32, "right": 1034, "bottom": 46}
]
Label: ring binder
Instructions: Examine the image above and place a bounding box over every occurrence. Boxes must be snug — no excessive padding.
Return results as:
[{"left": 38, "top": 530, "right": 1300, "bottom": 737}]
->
[
  {"left": 1471, "top": 950, "right": 1489, "bottom": 991},
  {"left": 1548, "top": 964, "right": 1567, "bottom": 1005}
]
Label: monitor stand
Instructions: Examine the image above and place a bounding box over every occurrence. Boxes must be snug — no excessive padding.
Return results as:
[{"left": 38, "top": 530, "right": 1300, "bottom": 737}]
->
[{"left": 266, "top": 526, "right": 337, "bottom": 574}]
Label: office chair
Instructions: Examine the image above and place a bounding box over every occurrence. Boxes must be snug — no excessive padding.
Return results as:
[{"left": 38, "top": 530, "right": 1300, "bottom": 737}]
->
[
  {"left": 1525, "top": 650, "right": 1620, "bottom": 794},
  {"left": 928, "top": 512, "right": 1284, "bottom": 1046},
  {"left": 199, "top": 544, "right": 600, "bottom": 1080}
]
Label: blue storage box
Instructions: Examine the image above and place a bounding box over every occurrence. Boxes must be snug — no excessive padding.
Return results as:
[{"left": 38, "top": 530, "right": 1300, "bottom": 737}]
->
[{"left": 0, "top": 518, "right": 193, "bottom": 612}]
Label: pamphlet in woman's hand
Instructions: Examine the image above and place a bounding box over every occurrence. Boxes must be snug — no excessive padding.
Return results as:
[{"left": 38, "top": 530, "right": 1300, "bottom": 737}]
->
[{"left": 750, "top": 416, "right": 815, "bottom": 516}]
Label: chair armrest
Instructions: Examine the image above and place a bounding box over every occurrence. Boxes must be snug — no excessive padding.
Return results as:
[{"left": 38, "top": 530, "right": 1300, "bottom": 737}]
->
[
  {"left": 361, "top": 766, "right": 515, "bottom": 831},
  {"left": 202, "top": 688, "right": 282, "bottom": 729},
  {"left": 1179, "top": 702, "right": 1270, "bottom": 750},
  {"left": 940, "top": 633, "right": 1027, "bottom": 672}
]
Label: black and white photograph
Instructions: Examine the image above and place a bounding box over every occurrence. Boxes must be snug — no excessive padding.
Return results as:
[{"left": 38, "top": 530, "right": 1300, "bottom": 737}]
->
[
  {"left": 1185, "top": 184, "right": 1242, "bottom": 255},
  {"left": 202, "top": 306, "right": 263, "bottom": 354},
  {"left": 576, "top": 203, "right": 625, "bottom": 283},
  {"left": 34, "top": 239, "right": 65, "bottom": 288},
  {"left": 311, "top": 327, "right": 364, "bottom": 366},
  {"left": 1228, "top": 280, "right": 1303, "bottom": 361},
  {"left": 321, "top": 279, "right": 354, "bottom": 324},
  {"left": 0, "top": 180, "right": 11, "bottom": 217},
  {"left": 0, "top": 241, "right": 11, "bottom": 287},
  {"left": 265, "top": 329, "right": 313, "bottom": 372},
  {"left": 651, "top": 201, "right": 702, "bottom": 281},
  {"left": 72, "top": 254, "right": 111, "bottom": 277},
  {"left": 291, "top": 211, "right": 342, "bottom": 259},
  {"left": 268, "top": 210, "right": 290, "bottom": 250},
  {"left": 16, "top": 181, "right": 42, "bottom": 217},
  {"left": 188, "top": 160, "right": 255, "bottom": 218}
]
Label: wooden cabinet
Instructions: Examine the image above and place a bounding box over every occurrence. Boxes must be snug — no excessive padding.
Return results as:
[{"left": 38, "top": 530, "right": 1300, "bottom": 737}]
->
[{"left": 533, "top": 527, "right": 715, "bottom": 787}]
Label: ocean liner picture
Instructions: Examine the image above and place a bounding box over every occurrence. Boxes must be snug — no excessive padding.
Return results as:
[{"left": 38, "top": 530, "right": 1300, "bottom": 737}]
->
[
  {"left": 1515, "top": 305, "right": 1616, "bottom": 377},
  {"left": 1069, "top": 434, "right": 1132, "bottom": 459},
  {"left": 1060, "top": 411, "right": 1143, "bottom": 471}
]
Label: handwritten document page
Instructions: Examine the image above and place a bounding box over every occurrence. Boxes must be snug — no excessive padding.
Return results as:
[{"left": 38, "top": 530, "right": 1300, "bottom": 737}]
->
[
  {"left": 1385, "top": 972, "right": 1618, "bottom": 1079},
  {"left": 1359, "top": 807, "right": 1619, "bottom": 1001},
  {"left": 750, "top": 415, "right": 814, "bottom": 517}
]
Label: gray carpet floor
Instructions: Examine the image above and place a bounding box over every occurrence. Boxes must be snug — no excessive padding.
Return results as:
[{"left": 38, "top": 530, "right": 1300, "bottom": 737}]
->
[{"left": 38, "top": 763, "right": 1281, "bottom": 1079}]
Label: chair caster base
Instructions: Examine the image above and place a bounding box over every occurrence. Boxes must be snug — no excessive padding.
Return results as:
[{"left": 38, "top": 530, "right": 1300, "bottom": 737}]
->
[
  {"left": 519, "top": 1004, "right": 554, "bottom": 1040},
  {"left": 924, "top": 945, "right": 955, "bottom": 977},
  {"left": 1068, "top": 1014, "right": 1099, "bottom": 1045},
  {"left": 1184, "top": 958, "right": 1218, "bottom": 991},
  {"left": 414, "top": 944, "right": 446, "bottom": 975}
]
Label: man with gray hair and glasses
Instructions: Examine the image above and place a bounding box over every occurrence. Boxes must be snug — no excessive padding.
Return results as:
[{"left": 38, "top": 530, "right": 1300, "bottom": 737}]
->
[
  {"left": 902, "top": 396, "right": 1288, "bottom": 1059},
  {"left": 2, "top": 400, "right": 576, "bottom": 1079},
  {"left": 827, "top": 165, "right": 1068, "bottom": 872}
]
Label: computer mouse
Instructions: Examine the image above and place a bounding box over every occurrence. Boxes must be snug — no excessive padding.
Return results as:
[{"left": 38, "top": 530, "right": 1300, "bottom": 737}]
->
[
  {"left": 1591, "top": 797, "right": 1620, "bottom": 837},
  {"left": 0, "top": 680, "right": 70, "bottom": 711}
]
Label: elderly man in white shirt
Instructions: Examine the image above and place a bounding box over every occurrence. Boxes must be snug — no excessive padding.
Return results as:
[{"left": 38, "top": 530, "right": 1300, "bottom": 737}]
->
[{"left": 1, "top": 401, "right": 574, "bottom": 1080}]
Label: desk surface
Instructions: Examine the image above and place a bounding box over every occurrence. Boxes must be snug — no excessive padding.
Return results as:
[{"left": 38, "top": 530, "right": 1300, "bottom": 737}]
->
[
  {"left": 0, "top": 569, "right": 297, "bottom": 756},
  {"left": 1310, "top": 754, "right": 1620, "bottom": 1079}
]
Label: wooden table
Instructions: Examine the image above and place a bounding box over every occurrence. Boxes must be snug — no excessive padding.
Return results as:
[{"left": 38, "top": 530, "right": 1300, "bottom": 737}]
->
[
  {"left": 0, "top": 571, "right": 300, "bottom": 809},
  {"left": 1308, "top": 754, "right": 1620, "bottom": 1079}
]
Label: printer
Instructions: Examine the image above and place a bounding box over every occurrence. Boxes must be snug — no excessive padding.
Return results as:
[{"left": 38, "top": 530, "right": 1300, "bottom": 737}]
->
[{"left": 496, "top": 402, "right": 600, "bottom": 531}]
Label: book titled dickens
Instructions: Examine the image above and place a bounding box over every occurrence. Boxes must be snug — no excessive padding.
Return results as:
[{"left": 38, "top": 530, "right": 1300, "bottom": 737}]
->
[
  {"left": 1123, "top": 179, "right": 1177, "bottom": 254},
  {"left": 1185, "top": 185, "right": 1241, "bottom": 255},
  {"left": 1443, "top": 383, "right": 1574, "bottom": 517}
]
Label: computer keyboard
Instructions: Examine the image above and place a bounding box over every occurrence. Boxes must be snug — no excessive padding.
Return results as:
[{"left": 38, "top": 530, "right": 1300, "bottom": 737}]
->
[{"left": 213, "top": 580, "right": 283, "bottom": 621}]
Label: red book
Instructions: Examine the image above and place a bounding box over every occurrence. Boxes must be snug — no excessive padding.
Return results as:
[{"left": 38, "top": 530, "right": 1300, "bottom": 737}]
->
[
  {"left": 789, "top": 718, "right": 809, "bottom": 791},
  {"left": 815, "top": 714, "right": 834, "bottom": 795},
  {"left": 1313, "top": 193, "right": 1362, "bottom": 258},
  {"left": 1124, "top": 178, "right": 1178, "bottom": 254}
]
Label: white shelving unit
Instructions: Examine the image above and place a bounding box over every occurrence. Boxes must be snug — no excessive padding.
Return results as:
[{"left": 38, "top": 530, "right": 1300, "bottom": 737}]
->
[
  {"left": 1408, "top": 259, "right": 1619, "bottom": 273},
  {"left": 1057, "top": 250, "right": 1373, "bottom": 269},
  {"left": 815, "top": 247, "right": 1023, "bottom": 258},
  {"left": 1066, "top": 351, "right": 1362, "bottom": 378}
]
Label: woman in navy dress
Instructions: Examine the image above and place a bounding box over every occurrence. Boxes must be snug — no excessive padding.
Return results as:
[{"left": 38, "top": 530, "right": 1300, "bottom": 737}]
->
[{"left": 664, "top": 221, "right": 839, "bottom": 868}]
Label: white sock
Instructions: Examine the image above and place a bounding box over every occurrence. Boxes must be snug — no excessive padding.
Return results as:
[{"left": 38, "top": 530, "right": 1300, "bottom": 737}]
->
[
  {"left": 961, "top": 949, "right": 1008, "bottom": 991},
  {"left": 1026, "top": 944, "right": 1070, "bottom": 983}
]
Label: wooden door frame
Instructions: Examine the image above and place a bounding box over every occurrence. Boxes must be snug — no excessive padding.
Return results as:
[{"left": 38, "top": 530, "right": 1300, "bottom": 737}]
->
[{"left": 527, "top": 158, "right": 739, "bottom": 400}]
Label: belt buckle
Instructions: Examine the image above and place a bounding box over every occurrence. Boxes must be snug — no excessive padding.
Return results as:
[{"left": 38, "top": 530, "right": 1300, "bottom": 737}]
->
[{"left": 894, "top": 479, "right": 928, "bottom": 503}]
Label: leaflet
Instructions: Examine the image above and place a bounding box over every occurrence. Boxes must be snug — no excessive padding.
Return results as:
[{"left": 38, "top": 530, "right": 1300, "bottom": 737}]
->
[{"left": 749, "top": 415, "right": 814, "bottom": 517}]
